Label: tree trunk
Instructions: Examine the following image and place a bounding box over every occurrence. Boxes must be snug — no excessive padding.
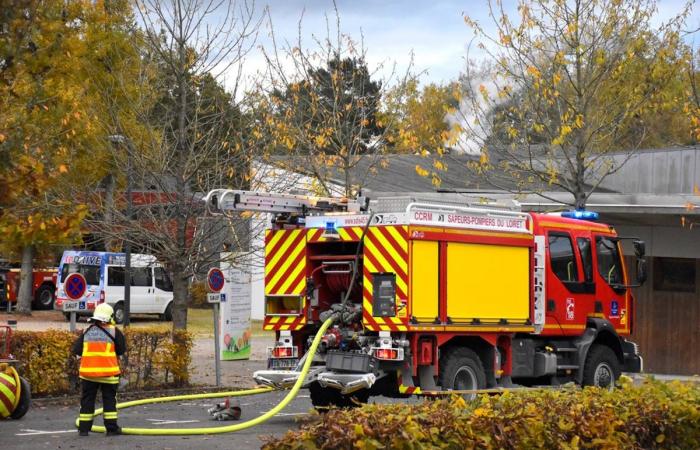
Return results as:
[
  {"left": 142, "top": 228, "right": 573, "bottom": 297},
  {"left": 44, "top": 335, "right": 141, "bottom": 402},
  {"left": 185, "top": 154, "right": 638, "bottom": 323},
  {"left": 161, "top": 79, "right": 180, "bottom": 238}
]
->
[
  {"left": 16, "top": 245, "right": 34, "bottom": 315},
  {"left": 171, "top": 270, "right": 189, "bottom": 330},
  {"left": 103, "top": 173, "right": 116, "bottom": 251}
]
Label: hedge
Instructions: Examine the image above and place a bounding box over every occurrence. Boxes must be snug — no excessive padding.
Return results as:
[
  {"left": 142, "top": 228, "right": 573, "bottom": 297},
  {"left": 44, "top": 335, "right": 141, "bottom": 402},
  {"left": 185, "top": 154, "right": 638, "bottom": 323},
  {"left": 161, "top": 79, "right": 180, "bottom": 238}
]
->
[
  {"left": 263, "top": 378, "right": 700, "bottom": 450},
  {"left": 10, "top": 327, "right": 192, "bottom": 396}
]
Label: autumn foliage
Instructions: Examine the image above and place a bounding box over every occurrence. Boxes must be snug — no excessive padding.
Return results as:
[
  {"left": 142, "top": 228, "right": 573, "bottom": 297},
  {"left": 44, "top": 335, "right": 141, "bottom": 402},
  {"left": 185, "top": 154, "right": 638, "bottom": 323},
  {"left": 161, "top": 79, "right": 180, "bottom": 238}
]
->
[
  {"left": 10, "top": 328, "right": 192, "bottom": 396},
  {"left": 263, "top": 379, "right": 700, "bottom": 450}
]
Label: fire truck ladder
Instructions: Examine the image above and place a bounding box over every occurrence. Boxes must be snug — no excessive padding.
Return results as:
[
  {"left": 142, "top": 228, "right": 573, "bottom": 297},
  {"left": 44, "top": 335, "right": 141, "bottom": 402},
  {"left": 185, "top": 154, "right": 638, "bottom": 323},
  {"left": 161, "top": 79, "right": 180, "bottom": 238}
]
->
[{"left": 204, "top": 189, "right": 369, "bottom": 217}]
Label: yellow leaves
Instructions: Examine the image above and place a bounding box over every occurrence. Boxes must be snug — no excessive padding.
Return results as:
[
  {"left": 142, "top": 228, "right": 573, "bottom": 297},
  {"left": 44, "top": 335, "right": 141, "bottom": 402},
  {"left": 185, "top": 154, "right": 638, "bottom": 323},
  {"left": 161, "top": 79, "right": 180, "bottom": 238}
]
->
[
  {"left": 526, "top": 66, "right": 541, "bottom": 79},
  {"left": 0, "top": 133, "right": 5, "bottom": 142},
  {"left": 58, "top": 164, "right": 68, "bottom": 174},
  {"left": 415, "top": 164, "right": 429, "bottom": 177}
]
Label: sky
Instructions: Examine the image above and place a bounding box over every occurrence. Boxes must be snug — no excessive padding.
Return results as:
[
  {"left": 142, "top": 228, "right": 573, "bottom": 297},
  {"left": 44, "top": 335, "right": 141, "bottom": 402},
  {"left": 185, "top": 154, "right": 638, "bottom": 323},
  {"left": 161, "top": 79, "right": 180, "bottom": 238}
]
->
[{"left": 224, "top": 0, "right": 700, "bottom": 92}]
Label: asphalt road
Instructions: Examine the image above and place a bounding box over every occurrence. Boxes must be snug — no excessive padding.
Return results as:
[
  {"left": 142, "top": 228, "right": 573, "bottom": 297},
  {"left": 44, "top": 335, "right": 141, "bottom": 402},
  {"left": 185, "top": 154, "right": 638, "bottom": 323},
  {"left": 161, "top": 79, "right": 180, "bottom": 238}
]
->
[{"left": 0, "top": 389, "right": 313, "bottom": 450}]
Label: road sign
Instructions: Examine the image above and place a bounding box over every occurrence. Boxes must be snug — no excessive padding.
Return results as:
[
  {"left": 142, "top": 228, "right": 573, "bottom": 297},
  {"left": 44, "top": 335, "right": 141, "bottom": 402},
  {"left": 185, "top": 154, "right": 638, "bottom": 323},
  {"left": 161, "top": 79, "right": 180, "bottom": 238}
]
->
[
  {"left": 207, "top": 293, "right": 226, "bottom": 303},
  {"left": 64, "top": 273, "right": 87, "bottom": 300},
  {"left": 207, "top": 268, "right": 225, "bottom": 293},
  {"left": 62, "top": 301, "right": 86, "bottom": 312}
]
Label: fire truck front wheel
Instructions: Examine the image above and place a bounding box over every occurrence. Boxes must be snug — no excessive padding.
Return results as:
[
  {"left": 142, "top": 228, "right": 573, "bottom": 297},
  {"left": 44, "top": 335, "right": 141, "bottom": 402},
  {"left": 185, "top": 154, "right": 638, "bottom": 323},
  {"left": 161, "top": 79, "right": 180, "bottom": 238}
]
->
[
  {"left": 34, "top": 284, "right": 55, "bottom": 310},
  {"left": 582, "top": 345, "right": 621, "bottom": 389},
  {"left": 438, "top": 347, "right": 486, "bottom": 400}
]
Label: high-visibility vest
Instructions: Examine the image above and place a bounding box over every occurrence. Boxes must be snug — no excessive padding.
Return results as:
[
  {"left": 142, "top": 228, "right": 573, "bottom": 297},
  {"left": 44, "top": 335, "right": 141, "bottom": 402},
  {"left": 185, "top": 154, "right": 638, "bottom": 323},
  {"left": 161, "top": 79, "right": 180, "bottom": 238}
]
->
[
  {"left": 0, "top": 365, "right": 21, "bottom": 418},
  {"left": 79, "top": 325, "right": 120, "bottom": 378}
]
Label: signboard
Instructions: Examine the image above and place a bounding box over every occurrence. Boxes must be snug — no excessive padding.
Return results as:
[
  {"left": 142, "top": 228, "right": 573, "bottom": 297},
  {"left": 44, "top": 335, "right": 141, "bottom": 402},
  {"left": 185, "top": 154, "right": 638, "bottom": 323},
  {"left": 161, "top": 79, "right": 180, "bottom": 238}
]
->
[
  {"left": 62, "top": 300, "right": 87, "bottom": 312},
  {"left": 207, "top": 268, "right": 225, "bottom": 293},
  {"left": 207, "top": 293, "right": 226, "bottom": 303},
  {"left": 220, "top": 254, "right": 251, "bottom": 360},
  {"left": 64, "top": 273, "right": 87, "bottom": 300},
  {"left": 409, "top": 209, "right": 530, "bottom": 233}
]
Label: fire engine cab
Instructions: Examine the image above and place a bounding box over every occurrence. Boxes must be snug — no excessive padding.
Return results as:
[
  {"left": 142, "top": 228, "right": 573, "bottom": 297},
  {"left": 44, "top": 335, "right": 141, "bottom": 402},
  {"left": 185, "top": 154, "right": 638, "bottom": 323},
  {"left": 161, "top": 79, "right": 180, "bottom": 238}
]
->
[{"left": 205, "top": 190, "right": 646, "bottom": 407}]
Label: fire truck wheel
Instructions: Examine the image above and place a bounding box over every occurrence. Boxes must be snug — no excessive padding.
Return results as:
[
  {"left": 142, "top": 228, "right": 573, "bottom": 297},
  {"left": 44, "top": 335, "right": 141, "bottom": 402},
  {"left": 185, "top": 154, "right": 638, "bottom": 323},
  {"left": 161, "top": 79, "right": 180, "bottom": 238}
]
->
[
  {"left": 438, "top": 347, "right": 486, "bottom": 400},
  {"left": 113, "top": 303, "right": 125, "bottom": 325},
  {"left": 10, "top": 377, "right": 31, "bottom": 420},
  {"left": 582, "top": 345, "right": 620, "bottom": 389},
  {"left": 34, "top": 284, "right": 55, "bottom": 310}
]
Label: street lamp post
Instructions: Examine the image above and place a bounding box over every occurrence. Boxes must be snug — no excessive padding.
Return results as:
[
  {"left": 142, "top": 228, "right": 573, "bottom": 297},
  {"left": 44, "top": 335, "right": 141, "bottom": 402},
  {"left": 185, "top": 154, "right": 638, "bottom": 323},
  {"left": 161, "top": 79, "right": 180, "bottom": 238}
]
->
[{"left": 108, "top": 134, "right": 132, "bottom": 327}]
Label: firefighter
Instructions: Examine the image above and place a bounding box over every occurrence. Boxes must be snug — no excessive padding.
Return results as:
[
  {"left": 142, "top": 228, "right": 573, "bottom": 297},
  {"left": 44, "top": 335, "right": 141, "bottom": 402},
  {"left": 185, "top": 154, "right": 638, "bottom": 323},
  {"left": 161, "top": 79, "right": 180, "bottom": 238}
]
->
[{"left": 71, "top": 303, "right": 126, "bottom": 436}]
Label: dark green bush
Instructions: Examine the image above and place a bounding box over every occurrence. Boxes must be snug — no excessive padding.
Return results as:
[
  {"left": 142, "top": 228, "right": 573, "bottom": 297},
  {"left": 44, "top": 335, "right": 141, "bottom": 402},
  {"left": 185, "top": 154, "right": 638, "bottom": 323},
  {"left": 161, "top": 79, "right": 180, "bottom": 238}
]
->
[{"left": 263, "top": 378, "right": 700, "bottom": 450}]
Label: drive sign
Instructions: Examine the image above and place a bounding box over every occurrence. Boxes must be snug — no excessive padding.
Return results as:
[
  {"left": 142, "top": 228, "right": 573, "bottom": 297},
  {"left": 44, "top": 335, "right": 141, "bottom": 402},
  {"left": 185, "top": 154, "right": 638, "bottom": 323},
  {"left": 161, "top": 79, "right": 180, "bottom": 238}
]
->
[{"left": 207, "top": 267, "right": 225, "bottom": 293}]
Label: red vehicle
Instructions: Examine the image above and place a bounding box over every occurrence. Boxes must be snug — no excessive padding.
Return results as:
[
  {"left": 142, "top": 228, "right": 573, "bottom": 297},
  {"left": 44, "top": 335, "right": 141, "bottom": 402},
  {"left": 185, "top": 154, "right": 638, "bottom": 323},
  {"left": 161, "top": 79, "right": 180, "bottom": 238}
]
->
[
  {"left": 207, "top": 191, "right": 646, "bottom": 407},
  {"left": 1, "top": 268, "right": 58, "bottom": 310}
]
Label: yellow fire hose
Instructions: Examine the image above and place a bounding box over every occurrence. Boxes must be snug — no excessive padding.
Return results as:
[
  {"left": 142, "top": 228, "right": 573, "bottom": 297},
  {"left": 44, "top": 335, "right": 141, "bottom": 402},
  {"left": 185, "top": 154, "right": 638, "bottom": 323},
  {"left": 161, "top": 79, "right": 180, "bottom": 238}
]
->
[{"left": 78, "top": 317, "right": 334, "bottom": 435}]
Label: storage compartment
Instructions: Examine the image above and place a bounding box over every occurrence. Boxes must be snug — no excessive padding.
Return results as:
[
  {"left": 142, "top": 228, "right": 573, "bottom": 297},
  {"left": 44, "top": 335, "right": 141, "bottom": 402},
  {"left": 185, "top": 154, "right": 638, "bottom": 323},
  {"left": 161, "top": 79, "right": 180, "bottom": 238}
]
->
[
  {"left": 410, "top": 240, "right": 439, "bottom": 322},
  {"left": 265, "top": 295, "right": 303, "bottom": 316},
  {"left": 446, "top": 242, "right": 530, "bottom": 323},
  {"left": 325, "top": 350, "right": 377, "bottom": 373}
]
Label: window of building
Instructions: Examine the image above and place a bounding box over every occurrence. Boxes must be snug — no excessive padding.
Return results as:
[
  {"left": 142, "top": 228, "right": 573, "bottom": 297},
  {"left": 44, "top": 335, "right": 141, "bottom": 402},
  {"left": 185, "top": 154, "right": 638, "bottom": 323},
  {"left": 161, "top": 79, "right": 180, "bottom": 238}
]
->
[
  {"left": 653, "top": 257, "right": 696, "bottom": 293},
  {"left": 548, "top": 233, "right": 579, "bottom": 282},
  {"left": 596, "top": 236, "right": 623, "bottom": 286}
]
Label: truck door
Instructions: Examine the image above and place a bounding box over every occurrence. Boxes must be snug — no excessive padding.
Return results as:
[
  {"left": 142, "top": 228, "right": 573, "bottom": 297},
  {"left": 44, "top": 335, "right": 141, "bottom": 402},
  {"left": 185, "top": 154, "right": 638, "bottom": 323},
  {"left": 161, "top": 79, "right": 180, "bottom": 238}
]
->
[
  {"left": 129, "top": 267, "right": 152, "bottom": 313},
  {"left": 546, "top": 231, "right": 592, "bottom": 334},
  {"left": 593, "top": 235, "right": 629, "bottom": 333}
]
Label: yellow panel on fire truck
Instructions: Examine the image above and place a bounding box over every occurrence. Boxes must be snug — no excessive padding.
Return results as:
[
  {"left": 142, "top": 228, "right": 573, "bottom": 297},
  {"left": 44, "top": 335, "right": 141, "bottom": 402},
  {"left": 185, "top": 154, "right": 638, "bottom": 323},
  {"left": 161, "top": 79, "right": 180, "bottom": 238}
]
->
[
  {"left": 263, "top": 228, "right": 307, "bottom": 331},
  {"left": 410, "top": 240, "right": 439, "bottom": 323},
  {"left": 446, "top": 242, "right": 530, "bottom": 323}
]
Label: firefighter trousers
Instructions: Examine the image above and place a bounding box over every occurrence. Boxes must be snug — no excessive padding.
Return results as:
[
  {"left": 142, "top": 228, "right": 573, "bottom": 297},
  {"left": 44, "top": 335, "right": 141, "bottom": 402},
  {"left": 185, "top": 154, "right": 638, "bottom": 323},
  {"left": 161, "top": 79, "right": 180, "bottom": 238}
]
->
[{"left": 78, "top": 379, "right": 119, "bottom": 432}]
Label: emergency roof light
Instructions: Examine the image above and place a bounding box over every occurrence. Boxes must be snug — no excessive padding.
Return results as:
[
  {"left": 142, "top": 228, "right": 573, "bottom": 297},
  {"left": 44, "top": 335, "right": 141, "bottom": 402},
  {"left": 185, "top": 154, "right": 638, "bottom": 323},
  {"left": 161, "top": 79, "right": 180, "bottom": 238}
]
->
[{"left": 561, "top": 210, "right": 599, "bottom": 221}]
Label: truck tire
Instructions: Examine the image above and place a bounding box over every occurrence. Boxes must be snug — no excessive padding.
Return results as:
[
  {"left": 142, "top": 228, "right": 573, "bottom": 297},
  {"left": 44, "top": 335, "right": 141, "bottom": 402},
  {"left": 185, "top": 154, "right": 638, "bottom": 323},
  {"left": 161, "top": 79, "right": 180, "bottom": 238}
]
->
[
  {"left": 438, "top": 347, "right": 486, "bottom": 400},
  {"left": 582, "top": 345, "right": 620, "bottom": 389},
  {"left": 34, "top": 284, "right": 55, "bottom": 310},
  {"left": 10, "top": 377, "right": 31, "bottom": 420},
  {"left": 113, "top": 303, "right": 125, "bottom": 325},
  {"left": 309, "top": 382, "right": 368, "bottom": 410}
]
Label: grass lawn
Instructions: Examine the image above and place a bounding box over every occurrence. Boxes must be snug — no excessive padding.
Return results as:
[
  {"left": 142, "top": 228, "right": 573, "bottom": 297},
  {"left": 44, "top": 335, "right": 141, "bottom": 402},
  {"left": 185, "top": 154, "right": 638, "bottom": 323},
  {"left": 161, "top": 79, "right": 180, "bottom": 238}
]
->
[{"left": 128, "top": 308, "right": 272, "bottom": 338}]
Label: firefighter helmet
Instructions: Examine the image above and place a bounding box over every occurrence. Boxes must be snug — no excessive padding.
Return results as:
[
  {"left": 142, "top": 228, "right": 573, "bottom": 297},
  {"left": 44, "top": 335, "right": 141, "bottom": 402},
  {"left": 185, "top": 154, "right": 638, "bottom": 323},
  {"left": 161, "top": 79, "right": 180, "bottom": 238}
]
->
[{"left": 90, "top": 303, "right": 114, "bottom": 323}]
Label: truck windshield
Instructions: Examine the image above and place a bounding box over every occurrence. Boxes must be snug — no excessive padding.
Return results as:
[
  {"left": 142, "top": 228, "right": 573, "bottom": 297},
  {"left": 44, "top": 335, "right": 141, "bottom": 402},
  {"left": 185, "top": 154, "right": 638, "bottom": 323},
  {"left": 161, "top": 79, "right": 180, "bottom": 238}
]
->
[{"left": 60, "top": 263, "right": 100, "bottom": 286}]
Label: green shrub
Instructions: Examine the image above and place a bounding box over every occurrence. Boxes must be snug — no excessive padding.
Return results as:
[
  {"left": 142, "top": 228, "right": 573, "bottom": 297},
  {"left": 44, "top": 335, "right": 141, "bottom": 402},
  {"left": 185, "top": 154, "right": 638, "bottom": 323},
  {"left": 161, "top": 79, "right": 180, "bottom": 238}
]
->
[
  {"left": 11, "top": 327, "right": 193, "bottom": 396},
  {"left": 263, "top": 379, "right": 700, "bottom": 450}
]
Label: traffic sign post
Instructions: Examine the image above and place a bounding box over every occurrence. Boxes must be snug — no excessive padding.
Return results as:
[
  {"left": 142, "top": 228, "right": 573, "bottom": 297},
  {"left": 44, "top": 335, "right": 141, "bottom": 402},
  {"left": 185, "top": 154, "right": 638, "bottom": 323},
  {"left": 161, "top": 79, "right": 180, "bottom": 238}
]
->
[
  {"left": 207, "top": 268, "right": 225, "bottom": 387},
  {"left": 63, "top": 273, "right": 87, "bottom": 332}
]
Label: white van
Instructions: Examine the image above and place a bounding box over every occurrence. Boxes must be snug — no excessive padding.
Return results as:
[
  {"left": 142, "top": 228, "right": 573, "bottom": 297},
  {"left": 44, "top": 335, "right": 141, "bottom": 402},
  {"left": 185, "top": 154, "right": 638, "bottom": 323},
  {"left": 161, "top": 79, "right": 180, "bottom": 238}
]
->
[{"left": 54, "top": 251, "right": 174, "bottom": 324}]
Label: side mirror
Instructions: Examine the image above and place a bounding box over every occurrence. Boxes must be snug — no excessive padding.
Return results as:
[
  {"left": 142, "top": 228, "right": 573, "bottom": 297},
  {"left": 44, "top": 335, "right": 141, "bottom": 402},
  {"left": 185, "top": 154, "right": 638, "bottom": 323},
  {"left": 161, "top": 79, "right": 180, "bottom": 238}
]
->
[
  {"left": 633, "top": 240, "right": 646, "bottom": 258},
  {"left": 636, "top": 258, "right": 648, "bottom": 285}
]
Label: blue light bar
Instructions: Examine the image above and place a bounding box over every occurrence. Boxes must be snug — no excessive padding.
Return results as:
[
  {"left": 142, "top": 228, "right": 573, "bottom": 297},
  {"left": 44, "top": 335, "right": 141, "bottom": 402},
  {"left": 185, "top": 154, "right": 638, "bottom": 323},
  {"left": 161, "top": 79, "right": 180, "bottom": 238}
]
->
[
  {"left": 325, "top": 221, "right": 337, "bottom": 233},
  {"left": 561, "top": 210, "right": 599, "bottom": 221}
]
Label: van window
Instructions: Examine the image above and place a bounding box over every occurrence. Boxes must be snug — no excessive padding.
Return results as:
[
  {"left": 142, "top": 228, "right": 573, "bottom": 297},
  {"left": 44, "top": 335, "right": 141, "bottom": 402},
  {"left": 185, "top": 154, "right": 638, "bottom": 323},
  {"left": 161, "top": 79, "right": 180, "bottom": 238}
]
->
[
  {"left": 596, "top": 236, "right": 623, "bottom": 285},
  {"left": 107, "top": 266, "right": 125, "bottom": 286},
  {"left": 154, "top": 267, "right": 173, "bottom": 292},
  {"left": 61, "top": 263, "right": 100, "bottom": 286},
  {"left": 131, "top": 267, "right": 152, "bottom": 287},
  {"left": 548, "top": 232, "right": 579, "bottom": 282}
]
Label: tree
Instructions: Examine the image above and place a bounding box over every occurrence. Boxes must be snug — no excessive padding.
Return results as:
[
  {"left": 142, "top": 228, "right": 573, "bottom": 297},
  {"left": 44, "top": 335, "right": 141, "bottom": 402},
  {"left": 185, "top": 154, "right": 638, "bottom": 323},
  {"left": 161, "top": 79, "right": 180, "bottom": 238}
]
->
[
  {"left": 89, "top": 0, "right": 262, "bottom": 331},
  {"left": 449, "top": 0, "right": 691, "bottom": 209},
  {"left": 382, "top": 79, "right": 463, "bottom": 186},
  {"left": 251, "top": 7, "right": 413, "bottom": 196},
  {"left": 0, "top": 0, "right": 122, "bottom": 313}
]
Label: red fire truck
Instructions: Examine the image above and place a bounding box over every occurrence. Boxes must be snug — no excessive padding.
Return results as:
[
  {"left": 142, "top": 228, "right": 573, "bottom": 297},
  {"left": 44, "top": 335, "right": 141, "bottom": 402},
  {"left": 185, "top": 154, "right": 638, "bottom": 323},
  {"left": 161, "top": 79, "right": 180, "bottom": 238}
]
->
[
  {"left": 1, "top": 268, "right": 58, "bottom": 310},
  {"left": 206, "top": 191, "right": 645, "bottom": 407}
]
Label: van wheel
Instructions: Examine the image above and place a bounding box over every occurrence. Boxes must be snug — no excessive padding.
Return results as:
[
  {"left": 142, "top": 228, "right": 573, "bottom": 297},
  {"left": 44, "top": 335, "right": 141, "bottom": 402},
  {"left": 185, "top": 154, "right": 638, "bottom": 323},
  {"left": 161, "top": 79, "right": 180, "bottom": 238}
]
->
[
  {"left": 162, "top": 303, "right": 173, "bottom": 321},
  {"left": 113, "top": 303, "right": 125, "bottom": 325},
  {"left": 10, "top": 377, "right": 31, "bottom": 419},
  {"left": 582, "top": 345, "right": 620, "bottom": 390},
  {"left": 438, "top": 347, "right": 486, "bottom": 401}
]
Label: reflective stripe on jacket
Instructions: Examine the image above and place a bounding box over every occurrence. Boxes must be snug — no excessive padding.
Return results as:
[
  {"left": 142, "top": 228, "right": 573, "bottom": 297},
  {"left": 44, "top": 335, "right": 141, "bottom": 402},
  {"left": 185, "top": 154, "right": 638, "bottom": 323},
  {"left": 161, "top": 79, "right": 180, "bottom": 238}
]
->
[{"left": 79, "top": 325, "right": 120, "bottom": 378}]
